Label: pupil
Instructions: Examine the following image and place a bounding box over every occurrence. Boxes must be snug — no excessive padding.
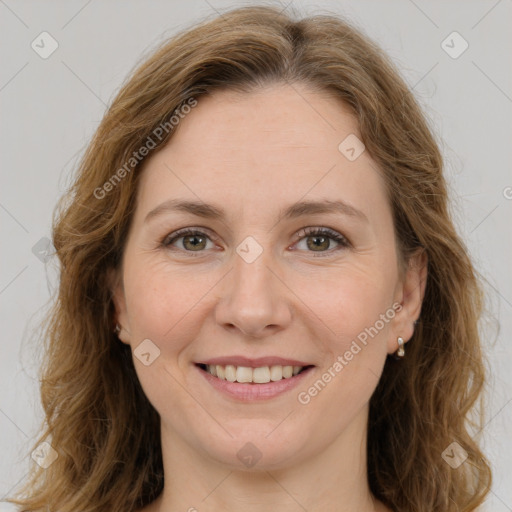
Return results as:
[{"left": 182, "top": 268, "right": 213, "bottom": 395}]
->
[
  {"left": 185, "top": 236, "right": 204, "bottom": 250},
  {"left": 308, "top": 236, "right": 328, "bottom": 251}
]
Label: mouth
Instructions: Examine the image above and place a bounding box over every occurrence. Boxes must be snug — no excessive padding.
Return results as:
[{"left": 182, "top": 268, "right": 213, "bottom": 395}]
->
[
  {"left": 194, "top": 359, "right": 315, "bottom": 401},
  {"left": 196, "top": 363, "right": 313, "bottom": 384}
]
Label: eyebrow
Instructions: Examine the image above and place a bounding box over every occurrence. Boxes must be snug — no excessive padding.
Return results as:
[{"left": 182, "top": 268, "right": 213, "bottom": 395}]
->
[{"left": 144, "top": 198, "right": 368, "bottom": 224}]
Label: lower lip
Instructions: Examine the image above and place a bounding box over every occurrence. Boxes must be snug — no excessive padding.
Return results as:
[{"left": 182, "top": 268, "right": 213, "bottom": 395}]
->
[{"left": 196, "top": 365, "right": 315, "bottom": 401}]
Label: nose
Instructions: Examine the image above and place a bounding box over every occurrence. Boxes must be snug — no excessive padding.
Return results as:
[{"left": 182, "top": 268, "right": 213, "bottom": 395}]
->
[{"left": 214, "top": 246, "right": 292, "bottom": 339}]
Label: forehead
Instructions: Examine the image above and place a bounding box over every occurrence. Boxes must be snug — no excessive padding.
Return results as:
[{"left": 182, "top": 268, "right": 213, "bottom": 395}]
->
[
  {"left": 135, "top": 83, "right": 389, "bottom": 227},
  {"left": 162, "top": 84, "right": 358, "bottom": 158}
]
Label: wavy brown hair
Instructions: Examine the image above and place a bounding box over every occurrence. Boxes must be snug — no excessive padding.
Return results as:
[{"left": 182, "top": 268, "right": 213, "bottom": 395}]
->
[{"left": 9, "top": 5, "right": 491, "bottom": 511}]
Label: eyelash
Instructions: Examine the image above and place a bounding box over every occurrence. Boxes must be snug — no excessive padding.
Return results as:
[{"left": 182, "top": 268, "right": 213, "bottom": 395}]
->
[{"left": 161, "top": 226, "right": 350, "bottom": 258}]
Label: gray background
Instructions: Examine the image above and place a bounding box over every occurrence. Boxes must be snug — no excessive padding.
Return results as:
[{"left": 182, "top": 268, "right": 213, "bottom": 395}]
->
[{"left": 1, "top": 0, "right": 510, "bottom": 510}]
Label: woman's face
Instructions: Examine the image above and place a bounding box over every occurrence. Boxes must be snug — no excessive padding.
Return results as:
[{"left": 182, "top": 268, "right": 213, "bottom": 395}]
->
[{"left": 112, "top": 83, "right": 424, "bottom": 470}]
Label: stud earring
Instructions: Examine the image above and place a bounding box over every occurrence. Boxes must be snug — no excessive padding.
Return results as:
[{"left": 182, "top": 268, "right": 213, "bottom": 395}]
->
[
  {"left": 114, "top": 324, "right": 121, "bottom": 335},
  {"left": 396, "top": 336, "right": 405, "bottom": 358}
]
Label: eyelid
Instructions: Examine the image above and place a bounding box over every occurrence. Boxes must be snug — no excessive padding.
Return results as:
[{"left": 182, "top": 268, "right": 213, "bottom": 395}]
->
[
  {"left": 292, "top": 226, "right": 350, "bottom": 256},
  {"left": 161, "top": 227, "right": 219, "bottom": 250},
  {"left": 162, "top": 226, "right": 216, "bottom": 242},
  {"left": 161, "top": 225, "right": 350, "bottom": 255},
  {"left": 295, "top": 226, "right": 349, "bottom": 245}
]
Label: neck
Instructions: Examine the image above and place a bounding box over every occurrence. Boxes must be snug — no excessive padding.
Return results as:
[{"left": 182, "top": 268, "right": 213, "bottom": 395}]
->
[{"left": 149, "top": 405, "right": 383, "bottom": 512}]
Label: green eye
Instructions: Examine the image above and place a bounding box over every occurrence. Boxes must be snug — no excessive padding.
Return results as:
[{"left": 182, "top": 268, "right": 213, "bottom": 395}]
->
[
  {"left": 162, "top": 226, "right": 349, "bottom": 257},
  {"left": 295, "top": 227, "right": 349, "bottom": 255},
  {"left": 163, "top": 229, "right": 214, "bottom": 253}
]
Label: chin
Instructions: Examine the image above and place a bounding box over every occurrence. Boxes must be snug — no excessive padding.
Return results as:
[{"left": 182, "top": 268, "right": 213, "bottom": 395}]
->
[{"left": 195, "top": 419, "right": 317, "bottom": 471}]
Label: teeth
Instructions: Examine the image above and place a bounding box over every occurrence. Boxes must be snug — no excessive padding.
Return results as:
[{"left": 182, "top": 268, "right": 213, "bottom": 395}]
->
[
  {"left": 282, "top": 366, "right": 293, "bottom": 378},
  {"left": 270, "top": 365, "right": 282, "bottom": 381},
  {"left": 225, "top": 365, "right": 236, "bottom": 382},
  {"left": 253, "top": 366, "right": 271, "bottom": 383},
  {"left": 236, "top": 366, "right": 253, "bottom": 383},
  {"left": 205, "top": 364, "right": 305, "bottom": 383}
]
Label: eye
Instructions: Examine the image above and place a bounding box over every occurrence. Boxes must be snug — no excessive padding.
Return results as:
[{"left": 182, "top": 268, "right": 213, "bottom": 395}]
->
[
  {"left": 293, "top": 227, "right": 349, "bottom": 256},
  {"left": 162, "top": 228, "right": 216, "bottom": 254},
  {"left": 161, "top": 226, "right": 350, "bottom": 257}
]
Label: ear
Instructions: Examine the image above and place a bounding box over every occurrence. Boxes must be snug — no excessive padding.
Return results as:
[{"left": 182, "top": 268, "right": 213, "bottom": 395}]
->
[
  {"left": 388, "top": 248, "right": 428, "bottom": 354},
  {"left": 107, "top": 267, "right": 132, "bottom": 345}
]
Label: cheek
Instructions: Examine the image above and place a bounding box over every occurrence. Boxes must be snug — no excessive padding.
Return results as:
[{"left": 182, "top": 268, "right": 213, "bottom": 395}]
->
[
  {"left": 121, "top": 261, "right": 209, "bottom": 416},
  {"left": 300, "top": 264, "right": 395, "bottom": 399},
  {"left": 308, "top": 263, "right": 396, "bottom": 343},
  {"left": 123, "top": 257, "right": 213, "bottom": 340},
  {"left": 125, "top": 278, "right": 174, "bottom": 339},
  {"left": 295, "top": 295, "right": 392, "bottom": 437}
]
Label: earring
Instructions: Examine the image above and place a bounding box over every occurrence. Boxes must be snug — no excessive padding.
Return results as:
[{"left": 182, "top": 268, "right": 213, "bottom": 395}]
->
[
  {"left": 114, "top": 324, "right": 121, "bottom": 335},
  {"left": 396, "top": 337, "right": 405, "bottom": 358}
]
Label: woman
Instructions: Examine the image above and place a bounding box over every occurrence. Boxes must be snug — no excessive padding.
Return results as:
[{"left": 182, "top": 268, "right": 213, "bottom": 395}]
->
[{"left": 9, "top": 5, "right": 491, "bottom": 512}]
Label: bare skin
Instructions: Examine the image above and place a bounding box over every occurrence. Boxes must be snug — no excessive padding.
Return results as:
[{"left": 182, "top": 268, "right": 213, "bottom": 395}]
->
[{"left": 112, "top": 83, "right": 426, "bottom": 512}]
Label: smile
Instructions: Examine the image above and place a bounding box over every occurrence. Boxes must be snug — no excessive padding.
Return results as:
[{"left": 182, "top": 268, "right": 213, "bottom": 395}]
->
[
  {"left": 195, "top": 358, "right": 315, "bottom": 401},
  {"left": 198, "top": 363, "right": 310, "bottom": 383}
]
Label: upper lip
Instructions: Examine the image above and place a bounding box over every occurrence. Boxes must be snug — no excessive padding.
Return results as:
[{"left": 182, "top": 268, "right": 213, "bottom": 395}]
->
[{"left": 197, "top": 356, "right": 314, "bottom": 368}]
